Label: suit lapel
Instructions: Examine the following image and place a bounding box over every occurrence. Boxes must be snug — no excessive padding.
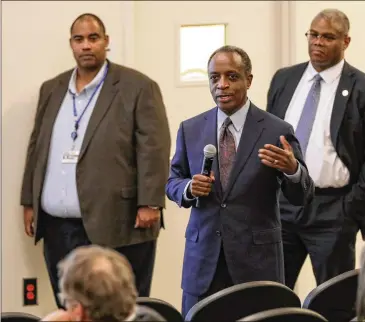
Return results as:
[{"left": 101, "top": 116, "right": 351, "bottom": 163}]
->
[
  {"left": 79, "top": 63, "right": 120, "bottom": 161},
  {"left": 202, "top": 108, "right": 222, "bottom": 199},
  {"left": 330, "top": 62, "right": 355, "bottom": 148},
  {"left": 222, "top": 104, "right": 265, "bottom": 200},
  {"left": 276, "top": 63, "right": 308, "bottom": 119}
]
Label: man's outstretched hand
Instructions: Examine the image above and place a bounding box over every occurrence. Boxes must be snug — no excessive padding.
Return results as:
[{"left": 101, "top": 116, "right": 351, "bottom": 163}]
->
[{"left": 258, "top": 135, "right": 298, "bottom": 175}]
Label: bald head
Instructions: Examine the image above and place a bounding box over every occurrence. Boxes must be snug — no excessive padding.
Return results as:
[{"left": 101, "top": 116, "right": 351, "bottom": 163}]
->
[{"left": 70, "top": 13, "right": 106, "bottom": 36}]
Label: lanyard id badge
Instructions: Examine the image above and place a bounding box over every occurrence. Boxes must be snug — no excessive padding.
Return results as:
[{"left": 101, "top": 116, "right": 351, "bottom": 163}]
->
[
  {"left": 69, "top": 65, "right": 109, "bottom": 146},
  {"left": 63, "top": 65, "right": 109, "bottom": 164},
  {"left": 62, "top": 150, "right": 80, "bottom": 164}
]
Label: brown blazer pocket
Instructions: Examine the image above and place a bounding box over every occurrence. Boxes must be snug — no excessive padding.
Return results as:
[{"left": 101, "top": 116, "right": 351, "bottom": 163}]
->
[
  {"left": 121, "top": 186, "right": 137, "bottom": 199},
  {"left": 185, "top": 227, "right": 199, "bottom": 242},
  {"left": 252, "top": 227, "right": 281, "bottom": 245}
]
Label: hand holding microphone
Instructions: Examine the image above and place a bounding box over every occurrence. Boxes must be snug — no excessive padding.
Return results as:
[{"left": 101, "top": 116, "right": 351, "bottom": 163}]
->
[
  {"left": 190, "top": 173, "right": 215, "bottom": 197},
  {"left": 189, "top": 145, "right": 216, "bottom": 206}
]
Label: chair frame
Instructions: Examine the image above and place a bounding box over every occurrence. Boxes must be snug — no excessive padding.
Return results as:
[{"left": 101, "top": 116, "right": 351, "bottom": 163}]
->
[
  {"left": 303, "top": 268, "right": 359, "bottom": 308},
  {"left": 186, "top": 280, "right": 301, "bottom": 321},
  {"left": 137, "top": 296, "right": 183, "bottom": 322},
  {"left": 1, "top": 312, "right": 40, "bottom": 321},
  {"left": 302, "top": 269, "right": 359, "bottom": 322},
  {"left": 239, "top": 307, "right": 327, "bottom": 321}
]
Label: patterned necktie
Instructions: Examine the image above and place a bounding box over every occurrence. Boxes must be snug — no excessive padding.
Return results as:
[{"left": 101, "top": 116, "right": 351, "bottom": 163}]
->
[
  {"left": 295, "top": 74, "right": 322, "bottom": 157},
  {"left": 219, "top": 117, "right": 236, "bottom": 191}
]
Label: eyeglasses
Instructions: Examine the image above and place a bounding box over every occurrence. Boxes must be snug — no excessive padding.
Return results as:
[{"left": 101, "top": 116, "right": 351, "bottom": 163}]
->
[{"left": 305, "top": 31, "right": 339, "bottom": 43}]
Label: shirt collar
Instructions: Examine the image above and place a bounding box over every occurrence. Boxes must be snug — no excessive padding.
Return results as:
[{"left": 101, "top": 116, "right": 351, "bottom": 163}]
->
[
  {"left": 217, "top": 98, "right": 250, "bottom": 132},
  {"left": 68, "top": 60, "right": 108, "bottom": 95},
  {"left": 306, "top": 59, "right": 344, "bottom": 84}
]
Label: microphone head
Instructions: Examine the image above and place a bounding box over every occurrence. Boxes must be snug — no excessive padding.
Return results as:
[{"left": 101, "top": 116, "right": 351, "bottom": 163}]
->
[{"left": 203, "top": 144, "right": 217, "bottom": 158}]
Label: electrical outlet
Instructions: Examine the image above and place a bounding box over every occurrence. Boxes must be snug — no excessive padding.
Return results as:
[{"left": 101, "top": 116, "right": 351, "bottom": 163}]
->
[{"left": 23, "top": 278, "right": 37, "bottom": 306}]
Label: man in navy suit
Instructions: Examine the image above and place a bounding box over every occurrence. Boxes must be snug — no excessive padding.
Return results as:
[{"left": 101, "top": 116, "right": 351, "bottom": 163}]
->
[{"left": 166, "top": 45, "right": 315, "bottom": 316}]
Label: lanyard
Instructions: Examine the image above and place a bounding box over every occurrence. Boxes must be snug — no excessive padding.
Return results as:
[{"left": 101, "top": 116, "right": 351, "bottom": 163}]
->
[{"left": 70, "top": 65, "right": 109, "bottom": 144}]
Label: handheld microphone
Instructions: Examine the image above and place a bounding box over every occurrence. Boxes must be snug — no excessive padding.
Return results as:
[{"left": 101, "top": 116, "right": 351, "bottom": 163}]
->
[{"left": 196, "top": 144, "right": 217, "bottom": 208}]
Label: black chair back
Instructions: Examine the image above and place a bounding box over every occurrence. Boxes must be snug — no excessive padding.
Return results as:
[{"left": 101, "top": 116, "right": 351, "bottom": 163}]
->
[
  {"left": 136, "top": 297, "right": 183, "bottom": 322},
  {"left": 185, "top": 281, "right": 301, "bottom": 322},
  {"left": 1, "top": 312, "right": 40, "bottom": 322},
  {"left": 239, "top": 307, "right": 328, "bottom": 321},
  {"left": 303, "top": 269, "right": 359, "bottom": 322}
]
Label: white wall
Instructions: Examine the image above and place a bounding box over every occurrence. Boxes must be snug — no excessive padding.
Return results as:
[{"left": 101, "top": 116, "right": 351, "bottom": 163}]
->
[{"left": 2, "top": 0, "right": 365, "bottom": 317}]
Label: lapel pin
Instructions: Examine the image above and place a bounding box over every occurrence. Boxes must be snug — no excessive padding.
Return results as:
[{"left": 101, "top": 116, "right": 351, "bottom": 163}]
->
[{"left": 342, "top": 89, "right": 349, "bottom": 97}]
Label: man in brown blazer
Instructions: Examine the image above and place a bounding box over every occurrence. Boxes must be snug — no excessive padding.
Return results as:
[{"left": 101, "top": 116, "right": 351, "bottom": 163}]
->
[{"left": 20, "top": 13, "right": 171, "bottom": 307}]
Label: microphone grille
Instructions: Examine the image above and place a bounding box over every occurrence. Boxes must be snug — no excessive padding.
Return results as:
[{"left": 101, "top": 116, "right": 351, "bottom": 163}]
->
[{"left": 203, "top": 144, "right": 217, "bottom": 158}]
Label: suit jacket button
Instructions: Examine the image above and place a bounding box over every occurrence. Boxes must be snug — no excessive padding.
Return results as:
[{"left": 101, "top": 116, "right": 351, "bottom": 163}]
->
[
  {"left": 221, "top": 203, "right": 227, "bottom": 208},
  {"left": 216, "top": 230, "right": 221, "bottom": 236}
]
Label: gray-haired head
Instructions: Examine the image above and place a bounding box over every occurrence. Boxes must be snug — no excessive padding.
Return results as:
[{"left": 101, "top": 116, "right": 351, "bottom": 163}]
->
[
  {"left": 308, "top": 8, "right": 351, "bottom": 73},
  {"left": 311, "top": 8, "right": 350, "bottom": 36},
  {"left": 58, "top": 245, "right": 138, "bottom": 322}
]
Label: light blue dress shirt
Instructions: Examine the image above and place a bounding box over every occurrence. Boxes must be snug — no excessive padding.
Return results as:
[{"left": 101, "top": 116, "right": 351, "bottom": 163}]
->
[{"left": 41, "top": 61, "right": 108, "bottom": 218}]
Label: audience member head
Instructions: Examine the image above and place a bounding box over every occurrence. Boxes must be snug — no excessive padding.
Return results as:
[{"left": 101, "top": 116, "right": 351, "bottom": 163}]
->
[{"left": 57, "top": 245, "right": 138, "bottom": 322}]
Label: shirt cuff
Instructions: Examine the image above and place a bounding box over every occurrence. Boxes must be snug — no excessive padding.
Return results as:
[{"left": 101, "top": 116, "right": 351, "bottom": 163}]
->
[
  {"left": 283, "top": 161, "right": 302, "bottom": 183},
  {"left": 183, "top": 180, "right": 196, "bottom": 201}
]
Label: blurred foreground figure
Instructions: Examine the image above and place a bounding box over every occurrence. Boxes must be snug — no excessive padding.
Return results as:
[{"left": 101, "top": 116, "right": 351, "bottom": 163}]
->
[{"left": 41, "top": 245, "right": 165, "bottom": 322}]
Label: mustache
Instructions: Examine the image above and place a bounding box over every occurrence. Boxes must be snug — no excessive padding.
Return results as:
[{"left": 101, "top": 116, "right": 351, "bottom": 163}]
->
[
  {"left": 79, "top": 53, "right": 95, "bottom": 57},
  {"left": 310, "top": 47, "right": 325, "bottom": 54}
]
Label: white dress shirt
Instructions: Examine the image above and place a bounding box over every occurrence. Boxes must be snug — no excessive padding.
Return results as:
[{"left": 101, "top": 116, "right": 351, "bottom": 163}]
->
[{"left": 284, "top": 59, "right": 349, "bottom": 188}]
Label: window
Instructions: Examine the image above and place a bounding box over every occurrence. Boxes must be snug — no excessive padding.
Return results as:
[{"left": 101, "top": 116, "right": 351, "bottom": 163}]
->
[{"left": 178, "top": 24, "right": 226, "bottom": 85}]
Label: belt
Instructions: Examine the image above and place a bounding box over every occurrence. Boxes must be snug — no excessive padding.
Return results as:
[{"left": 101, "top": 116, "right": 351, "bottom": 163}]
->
[{"left": 314, "top": 185, "right": 351, "bottom": 196}]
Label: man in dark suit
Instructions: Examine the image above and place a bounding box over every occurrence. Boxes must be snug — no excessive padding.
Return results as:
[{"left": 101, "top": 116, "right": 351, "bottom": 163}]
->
[
  {"left": 166, "top": 45, "right": 314, "bottom": 316},
  {"left": 20, "top": 13, "right": 171, "bottom": 306},
  {"left": 267, "top": 9, "right": 365, "bottom": 290}
]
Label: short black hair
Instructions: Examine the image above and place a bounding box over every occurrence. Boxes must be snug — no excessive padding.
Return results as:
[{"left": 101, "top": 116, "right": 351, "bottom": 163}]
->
[
  {"left": 70, "top": 13, "right": 106, "bottom": 35},
  {"left": 207, "top": 45, "right": 252, "bottom": 76}
]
